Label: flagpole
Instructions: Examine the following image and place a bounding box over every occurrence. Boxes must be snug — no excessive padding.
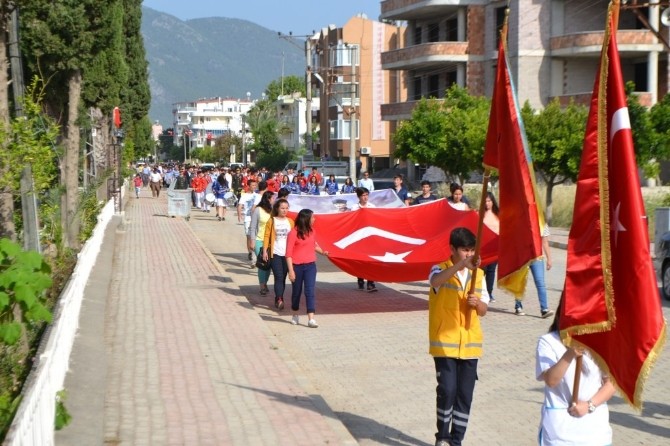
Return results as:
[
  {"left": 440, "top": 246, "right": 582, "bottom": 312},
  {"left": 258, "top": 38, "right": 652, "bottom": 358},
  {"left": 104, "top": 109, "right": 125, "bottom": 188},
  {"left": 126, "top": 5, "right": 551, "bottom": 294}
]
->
[
  {"left": 572, "top": 355, "right": 583, "bottom": 405},
  {"left": 466, "top": 168, "right": 491, "bottom": 328}
]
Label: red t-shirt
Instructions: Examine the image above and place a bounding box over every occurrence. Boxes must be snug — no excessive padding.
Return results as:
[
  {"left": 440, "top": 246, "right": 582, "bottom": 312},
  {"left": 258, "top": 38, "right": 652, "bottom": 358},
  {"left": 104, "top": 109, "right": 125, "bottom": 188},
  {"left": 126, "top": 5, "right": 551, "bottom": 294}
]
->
[{"left": 286, "top": 228, "right": 317, "bottom": 265}]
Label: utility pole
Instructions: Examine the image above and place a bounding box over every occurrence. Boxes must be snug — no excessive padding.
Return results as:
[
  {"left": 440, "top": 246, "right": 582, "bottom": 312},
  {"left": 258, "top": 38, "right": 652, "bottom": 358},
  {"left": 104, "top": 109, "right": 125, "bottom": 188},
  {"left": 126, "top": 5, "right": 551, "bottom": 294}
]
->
[
  {"left": 241, "top": 114, "right": 246, "bottom": 166},
  {"left": 349, "top": 45, "right": 357, "bottom": 185},
  {"left": 305, "top": 38, "right": 313, "bottom": 156}
]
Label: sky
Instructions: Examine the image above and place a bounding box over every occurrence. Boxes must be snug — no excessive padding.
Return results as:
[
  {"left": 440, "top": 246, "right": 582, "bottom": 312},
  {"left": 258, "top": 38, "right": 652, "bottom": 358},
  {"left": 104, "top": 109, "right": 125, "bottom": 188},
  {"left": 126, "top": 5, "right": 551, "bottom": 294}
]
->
[{"left": 142, "top": 0, "right": 383, "bottom": 33}]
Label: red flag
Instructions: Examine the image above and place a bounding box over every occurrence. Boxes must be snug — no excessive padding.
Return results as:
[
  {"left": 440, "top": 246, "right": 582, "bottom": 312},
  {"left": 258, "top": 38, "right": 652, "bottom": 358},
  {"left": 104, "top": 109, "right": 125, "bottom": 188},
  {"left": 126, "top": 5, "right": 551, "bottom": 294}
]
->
[
  {"left": 482, "top": 24, "right": 544, "bottom": 296},
  {"left": 560, "top": 3, "right": 666, "bottom": 409},
  {"left": 301, "top": 200, "right": 498, "bottom": 283}
]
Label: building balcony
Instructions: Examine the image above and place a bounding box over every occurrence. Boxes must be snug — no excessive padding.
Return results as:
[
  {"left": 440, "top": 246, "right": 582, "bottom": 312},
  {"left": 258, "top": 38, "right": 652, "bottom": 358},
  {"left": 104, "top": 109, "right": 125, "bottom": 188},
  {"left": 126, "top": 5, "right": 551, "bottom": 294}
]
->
[
  {"left": 380, "top": 0, "right": 485, "bottom": 21},
  {"left": 549, "top": 92, "right": 653, "bottom": 108},
  {"left": 382, "top": 42, "right": 469, "bottom": 70},
  {"left": 551, "top": 30, "right": 664, "bottom": 57},
  {"left": 381, "top": 100, "right": 426, "bottom": 121}
]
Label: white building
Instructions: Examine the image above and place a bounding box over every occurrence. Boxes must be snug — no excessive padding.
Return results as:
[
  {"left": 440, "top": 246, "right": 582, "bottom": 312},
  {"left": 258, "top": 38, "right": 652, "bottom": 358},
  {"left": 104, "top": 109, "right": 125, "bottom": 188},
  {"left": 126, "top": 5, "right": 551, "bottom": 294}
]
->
[
  {"left": 172, "top": 96, "right": 254, "bottom": 151},
  {"left": 275, "top": 93, "right": 319, "bottom": 152}
]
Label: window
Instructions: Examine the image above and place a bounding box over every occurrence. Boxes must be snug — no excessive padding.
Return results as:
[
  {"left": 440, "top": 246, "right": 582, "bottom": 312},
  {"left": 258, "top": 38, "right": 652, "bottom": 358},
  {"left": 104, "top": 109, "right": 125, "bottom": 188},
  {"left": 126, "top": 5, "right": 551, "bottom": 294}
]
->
[
  {"left": 428, "top": 23, "right": 439, "bottom": 42},
  {"left": 414, "top": 26, "right": 422, "bottom": 45},
  {"left": 428, "top": 75, "right": 440, "bottom": 98},
  {"left": 446, "top": 70, "right": 458, "bottom": 90},
  {"left": 495, "top": 7, "right": 506, "bottom": 46},
  {"left": 329, "top": 119, "right": 359, "bottom": 140},
  {"left": 330, "top": 44, "right": 359, "bottom": 67},
  {"left": 413, "top": 76, "right": 422, "bottom": 101},
  {"left": 445, "top": 17, "right": 458, "bottom": 41}
]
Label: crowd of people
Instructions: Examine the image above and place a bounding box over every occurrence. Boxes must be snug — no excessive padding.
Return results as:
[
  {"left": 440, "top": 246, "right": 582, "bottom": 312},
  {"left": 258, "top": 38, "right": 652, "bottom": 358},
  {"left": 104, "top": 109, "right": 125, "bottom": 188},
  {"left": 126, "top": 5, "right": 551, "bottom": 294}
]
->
[{"left": 135, "top": 161, "right": 600, "bottom": 445}]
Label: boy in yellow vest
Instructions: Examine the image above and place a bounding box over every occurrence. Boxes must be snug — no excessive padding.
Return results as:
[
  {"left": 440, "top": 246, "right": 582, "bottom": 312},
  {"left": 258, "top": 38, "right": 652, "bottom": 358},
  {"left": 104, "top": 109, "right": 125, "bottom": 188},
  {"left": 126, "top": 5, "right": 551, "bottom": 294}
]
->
[{"left": 428, "top": 227, "right": 489, "bottom": 446}]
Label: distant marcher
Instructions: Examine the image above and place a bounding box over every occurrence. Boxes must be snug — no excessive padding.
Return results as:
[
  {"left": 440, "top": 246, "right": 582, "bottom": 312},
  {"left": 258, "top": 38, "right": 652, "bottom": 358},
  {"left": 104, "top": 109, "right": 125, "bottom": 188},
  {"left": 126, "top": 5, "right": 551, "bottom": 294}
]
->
[
  {"left": 306, "top": 175, "right": 320, "bottom": 195},
  {"left": 133, "top": 174, "right": 142, "bottom": 199},
  {"left": 212, "top": 173, "right": 229, "bottom": 221},
  {"left": 393, "top": 174, "right": 410, "bottom": 206},
  {"left": 536, "top": 301, "right": 615, "bottom": 445},
  {"left": 413, "top": 180, "right": 437, "bottom": 205},
  {"left": 149, "top": 168, "right": 162, "bottom": 198},
  {"left": 515, "top": 225, "right": 554, "bottom": 318},
  {"left": 428, "top": 227, "right": 489, "bottom": 446},
  {"left": 352, "top": 187, "right": 377, "bottom": 292},
  {"left": 447, "top": 183, "right": 470, "bottom": 211},
  {"left": 262, "top": 198, "right": 295, "bottom": 310},
  {"left": 249, "top": 191, "right": 275, "bottom": 296},
  {"left": 357, "top": 171, "right": 374, "bottom": 191},
  {"left": 237, "top": 178, "right": 258, "bottom": 265},
  {"left": 482, "top": 192, "right": 499, "bottom": 303},
  {"left": 341, "top": 177, "right": 356, "bottom": 194},
  {"left": 324, "top": 174, "right": 339, "bottom": 195},
  {"left": 286, "top": 208, "right": 329, "bottom": 328}
]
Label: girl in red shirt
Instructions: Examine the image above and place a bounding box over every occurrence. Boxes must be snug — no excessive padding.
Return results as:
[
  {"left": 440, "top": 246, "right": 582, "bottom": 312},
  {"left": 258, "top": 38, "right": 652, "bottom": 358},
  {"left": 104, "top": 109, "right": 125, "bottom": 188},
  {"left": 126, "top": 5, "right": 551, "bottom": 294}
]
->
[{"left": 286, "top": 209, "right": 328, "bottom": 328}]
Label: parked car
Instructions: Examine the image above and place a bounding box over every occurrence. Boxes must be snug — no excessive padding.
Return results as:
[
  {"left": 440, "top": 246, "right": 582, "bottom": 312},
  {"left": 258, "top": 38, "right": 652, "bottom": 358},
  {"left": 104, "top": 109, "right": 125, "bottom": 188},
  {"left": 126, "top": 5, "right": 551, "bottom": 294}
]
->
[{"left": 654, "top": 231, "right": 670, "bottom": 300}]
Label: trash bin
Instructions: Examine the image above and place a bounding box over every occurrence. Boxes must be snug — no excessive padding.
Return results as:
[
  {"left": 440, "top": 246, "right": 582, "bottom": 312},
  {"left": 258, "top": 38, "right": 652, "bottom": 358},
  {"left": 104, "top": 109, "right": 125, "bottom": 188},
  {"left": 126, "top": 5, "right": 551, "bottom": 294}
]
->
[{"left": 167, "top": 182, "right": 192, "bottom": 220}]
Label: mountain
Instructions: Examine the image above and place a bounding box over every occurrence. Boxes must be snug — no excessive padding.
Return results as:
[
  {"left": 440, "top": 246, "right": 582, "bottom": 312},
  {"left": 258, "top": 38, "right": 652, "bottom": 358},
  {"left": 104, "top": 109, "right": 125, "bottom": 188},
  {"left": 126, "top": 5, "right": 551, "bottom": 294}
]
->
[{"left": 141, "top": 6, "right": 304, "bottom": 128}]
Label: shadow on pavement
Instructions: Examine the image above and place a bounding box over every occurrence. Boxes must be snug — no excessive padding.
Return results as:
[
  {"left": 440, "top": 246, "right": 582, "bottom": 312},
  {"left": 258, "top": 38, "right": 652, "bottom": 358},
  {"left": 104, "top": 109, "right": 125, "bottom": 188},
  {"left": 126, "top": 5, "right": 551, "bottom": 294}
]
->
[{"left": 609, "top": 396, "right": 670, "bottom": 438}]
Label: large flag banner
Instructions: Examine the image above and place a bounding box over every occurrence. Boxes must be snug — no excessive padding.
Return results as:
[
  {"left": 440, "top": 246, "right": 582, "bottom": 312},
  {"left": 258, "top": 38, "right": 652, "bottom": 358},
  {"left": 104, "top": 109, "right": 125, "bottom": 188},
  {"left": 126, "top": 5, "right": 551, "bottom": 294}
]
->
[
  {"left": 560, "top": 2, "right": 666, "bottom": 409},
  {"left": 285, "top": 189, "right": 404, "bottom": 214},
  {"left": 482, "top": 23, "right": 545, "bottom": 297},
  {"left": 306, "top": 199, "right": 499, "bottom": 283}
]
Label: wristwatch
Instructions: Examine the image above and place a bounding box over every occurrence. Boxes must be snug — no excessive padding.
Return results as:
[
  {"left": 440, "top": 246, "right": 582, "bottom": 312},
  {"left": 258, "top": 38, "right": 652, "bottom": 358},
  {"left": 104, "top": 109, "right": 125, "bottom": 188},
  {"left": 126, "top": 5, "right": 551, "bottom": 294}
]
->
[{"left": 587, "top": 400, "right": 596, "bottom": 413}]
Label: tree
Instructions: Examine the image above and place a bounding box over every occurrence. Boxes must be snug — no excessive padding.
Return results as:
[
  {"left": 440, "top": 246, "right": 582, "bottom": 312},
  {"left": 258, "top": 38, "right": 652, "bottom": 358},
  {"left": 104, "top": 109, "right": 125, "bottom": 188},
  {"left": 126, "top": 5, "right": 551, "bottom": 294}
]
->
[
  {"left": 522, "top": 99, "right": 587, "bottom": 223},
  {"left": 393, "top": 86, "right": 490, "bottom": 183},
  {"left": 265, "top": 75, "right": 305, "bottom": 101},
  {"left": 649, "top": 93, "right": 670, "bottom": 164},
  {"left": 626, "top": 82, "right": 660, "bottom": 179}
]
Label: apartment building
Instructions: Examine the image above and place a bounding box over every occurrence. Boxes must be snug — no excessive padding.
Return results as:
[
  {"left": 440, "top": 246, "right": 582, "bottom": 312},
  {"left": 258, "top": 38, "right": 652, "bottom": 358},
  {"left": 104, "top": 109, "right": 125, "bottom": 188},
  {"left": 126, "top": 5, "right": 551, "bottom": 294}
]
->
[
  {"left": 172, "top": 96, "right": 254, "bottom": 154},
  {"left": 380, "top": 0, "right": 668, "bottom": 119},
  {"left": 312, "top": 15, "right": 407, "bottom": 173}
]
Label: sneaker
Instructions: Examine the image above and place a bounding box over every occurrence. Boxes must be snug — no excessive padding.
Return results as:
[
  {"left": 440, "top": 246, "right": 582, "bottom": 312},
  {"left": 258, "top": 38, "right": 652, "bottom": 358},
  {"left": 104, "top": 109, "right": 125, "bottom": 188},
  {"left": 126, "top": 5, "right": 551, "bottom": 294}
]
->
[
  {"left": 308, "top": 319, "right": 318, "bottom": 328},
  {"left": 515, "top": 308, "right": 525, "bottom": 316},
  {"left": 367, "top": 285, "right": 378, "bottom": 293},
  {"left": 541, "top": 309, "right": 554, "bottom": 319},
  {"left": 260, "top": 287, "right": 268, "bottom": 295},
  {"left": 489, "top": 297, "right": 496, "bottom": 303},
  {"left": 277, "top": 298, "right": 284, "bottom": 310},
  {"left": 217, "top": 216, "right": 221, "bottom": 221},
  {"left": 291, "top": 315, "right": 299, "bottom": 325},
  {"left": 358, "top": 285, "right": 365, "bottom": 291},
  {"left": 435, "top": 441, "right": 450, "bottom": 446}
]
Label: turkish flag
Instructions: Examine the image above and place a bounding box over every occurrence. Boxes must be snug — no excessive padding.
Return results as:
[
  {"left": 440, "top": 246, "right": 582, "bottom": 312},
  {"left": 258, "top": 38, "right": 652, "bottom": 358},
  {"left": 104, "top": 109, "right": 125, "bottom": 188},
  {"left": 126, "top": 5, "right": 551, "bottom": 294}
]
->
[
  {"left": 308, "top": 199, "right": 499, "bottom": 283},
  {"left": 560, "top": 5, "right": 666, "bottom": 409},
  {"left": 482, "top": 26, "right": 544, "bottom": 297},
  {"left": 113, "top": 106, "right": 122, "bottom": 129}
]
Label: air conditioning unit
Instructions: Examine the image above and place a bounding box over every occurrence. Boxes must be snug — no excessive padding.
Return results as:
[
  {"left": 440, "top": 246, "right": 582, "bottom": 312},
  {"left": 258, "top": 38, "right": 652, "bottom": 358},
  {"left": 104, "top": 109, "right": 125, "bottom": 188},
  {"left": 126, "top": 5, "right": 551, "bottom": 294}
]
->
[{"left": 360, "top": 147, "right": 371, "bottom": 155}]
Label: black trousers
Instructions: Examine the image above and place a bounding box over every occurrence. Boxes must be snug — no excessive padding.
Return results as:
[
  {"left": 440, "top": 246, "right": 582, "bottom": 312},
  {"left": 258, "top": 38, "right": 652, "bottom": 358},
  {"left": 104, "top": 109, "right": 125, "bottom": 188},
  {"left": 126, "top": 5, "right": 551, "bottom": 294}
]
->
[{"left": 434, "top": 357, "right": 478, "bottom": 446}]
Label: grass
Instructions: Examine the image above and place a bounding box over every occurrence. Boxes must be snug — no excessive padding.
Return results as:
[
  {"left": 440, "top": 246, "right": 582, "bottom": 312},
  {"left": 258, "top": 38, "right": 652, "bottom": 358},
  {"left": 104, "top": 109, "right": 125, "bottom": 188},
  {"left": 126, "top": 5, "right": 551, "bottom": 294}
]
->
[{"left": 450, "top": 182, "right": 670, "bottom": 240}]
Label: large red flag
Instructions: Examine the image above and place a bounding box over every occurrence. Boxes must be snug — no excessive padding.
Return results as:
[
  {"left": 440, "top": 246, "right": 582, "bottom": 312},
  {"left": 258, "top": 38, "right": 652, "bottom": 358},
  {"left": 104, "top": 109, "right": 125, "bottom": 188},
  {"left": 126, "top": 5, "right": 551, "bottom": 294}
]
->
[
  {"left": 482, "top": 23, "right": 545, "bottom": 296},
  {"left": 560, "top": 2, "right": 666, "bottom": 409},
  {"left": 304, "top": 200, "right": 498, "bottom": 283}
]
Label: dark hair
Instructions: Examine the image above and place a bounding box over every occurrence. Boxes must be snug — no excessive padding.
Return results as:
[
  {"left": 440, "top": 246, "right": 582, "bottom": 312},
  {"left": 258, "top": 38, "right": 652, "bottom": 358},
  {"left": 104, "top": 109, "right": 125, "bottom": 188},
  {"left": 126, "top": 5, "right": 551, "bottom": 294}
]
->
[
  {"left": 309, "top": 175, "right": 318, "bottom": 184},
  {"left": 281, "top": 175, "right": 289, "bottom": 184},
  {"left": 450, "top": 227, "right": 476, "bottom": 249},
  {"left": 420, "top": 180, "right": 430, "bottom": 187},
  {"left": 486, "top": 192, "right": 500, "bottom": 216},
  {"left": 344, "top": 177, "right": 353, "bottom": 185},
  {"left": 258, "top": 180, "right": 268, "bottom": 190},
  {"left": 258, "top": 190, "right": 274, "bottom": 213},
  {"left": 271, "top": 198, "right": 289, "bottom": 217},
  {"left": 450, "top": 183, "right": 463, "bottom": 194},
  {"left": 356, "top": 187, "right": 369, "bottom": 197},
  {"left": 549, "top": 295, "right": 563, "bottom": 333},
  {"left": 277, "top": 188, "right": 290, "bottom": 199},
  {"left": 217, "top": 173, "right": 228, "bottom": 188},
  {"left": 393, "top": 174, "right": 403, "bottom": 181},
  {"left": 295, "top": 209, "right": 314, "bottom": 239}
]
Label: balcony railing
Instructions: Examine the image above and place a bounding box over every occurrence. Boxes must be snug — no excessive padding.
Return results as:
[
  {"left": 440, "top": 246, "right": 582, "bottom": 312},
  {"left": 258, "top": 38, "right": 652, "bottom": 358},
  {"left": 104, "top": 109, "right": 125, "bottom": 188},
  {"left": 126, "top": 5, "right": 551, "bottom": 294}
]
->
[
  {"left": 382, "top": 42, "right": 469, "bottom": 70},
  {"left": 551, "top": 30, "right": 663, "bottom": 56},
  {"left": 381, "top": 0, "right": 481, "bottom": 20}
]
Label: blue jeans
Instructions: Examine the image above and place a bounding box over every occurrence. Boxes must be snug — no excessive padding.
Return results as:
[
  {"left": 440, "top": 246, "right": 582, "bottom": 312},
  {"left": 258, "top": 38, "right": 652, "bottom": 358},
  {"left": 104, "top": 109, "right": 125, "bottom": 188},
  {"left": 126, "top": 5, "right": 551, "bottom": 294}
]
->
[
  {"left": 255, "top": 240, "right": 271, "bottom": 286},
  {"left": 515, "top": 259, "right": 549, "bottom": 311},
  {"left": 291, "top": 262, "right": 317, "bottom": 313},
  {"left": 483, "top": 262, "right": 497, "bottom": 299},
  {"left": 270, "top": 254, "right": 288, "bottom": 299}
]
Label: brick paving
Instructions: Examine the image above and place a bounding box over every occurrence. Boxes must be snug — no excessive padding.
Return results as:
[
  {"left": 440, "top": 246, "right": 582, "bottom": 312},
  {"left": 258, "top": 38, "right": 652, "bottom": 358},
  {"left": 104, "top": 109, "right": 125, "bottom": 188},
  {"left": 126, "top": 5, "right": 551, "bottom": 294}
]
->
[{"left": 57, "top": 188, "right": 670, "bottom": 445}]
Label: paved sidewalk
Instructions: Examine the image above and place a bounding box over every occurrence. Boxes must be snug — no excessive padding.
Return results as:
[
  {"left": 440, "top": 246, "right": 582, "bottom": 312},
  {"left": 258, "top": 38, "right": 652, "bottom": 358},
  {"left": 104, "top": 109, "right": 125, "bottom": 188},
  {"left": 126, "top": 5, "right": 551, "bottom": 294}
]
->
[{"left": 57, "top": 189, "right": 670, "bottom": 445}]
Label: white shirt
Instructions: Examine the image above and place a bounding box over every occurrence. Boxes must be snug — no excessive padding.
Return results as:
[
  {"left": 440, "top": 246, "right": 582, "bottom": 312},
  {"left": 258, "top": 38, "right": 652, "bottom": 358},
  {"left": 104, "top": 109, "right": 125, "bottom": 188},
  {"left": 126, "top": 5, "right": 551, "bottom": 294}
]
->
[
  {"left": 358, "top": 177, "right": 374, "bottom": 191},
  {"left": 272, "top": 217, "right": 292, "bottom": 256},
  {"left": 351, "top": 201, "right": 375, "bottom": 210},
  {"left": 150, "top": 172, "right": 162, "bottom": 183},
  {"left": 535, "top": 332, "right": 611, "bottom": 445}
]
